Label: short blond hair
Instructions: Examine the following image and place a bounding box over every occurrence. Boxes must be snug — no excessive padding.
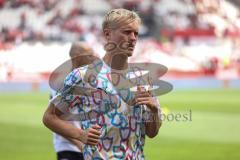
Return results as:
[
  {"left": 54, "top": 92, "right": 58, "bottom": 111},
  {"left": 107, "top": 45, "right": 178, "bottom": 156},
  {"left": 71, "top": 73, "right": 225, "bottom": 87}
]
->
[{"left": 102, "top": 8, "right": 141, "bottom": 31}]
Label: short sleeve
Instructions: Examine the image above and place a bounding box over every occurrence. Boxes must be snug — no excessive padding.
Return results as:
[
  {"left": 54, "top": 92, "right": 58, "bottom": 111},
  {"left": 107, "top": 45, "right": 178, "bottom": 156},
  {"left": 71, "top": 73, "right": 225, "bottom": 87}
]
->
[{"left": 50, "top": 67, "right": 86, "bottom": 112}]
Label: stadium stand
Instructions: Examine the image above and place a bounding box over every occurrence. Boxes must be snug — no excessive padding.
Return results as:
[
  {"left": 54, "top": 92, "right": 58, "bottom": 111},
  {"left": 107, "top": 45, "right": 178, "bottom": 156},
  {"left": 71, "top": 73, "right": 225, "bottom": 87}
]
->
[{"left": 0, "top": 0, "right": 239, "bottom": 87}]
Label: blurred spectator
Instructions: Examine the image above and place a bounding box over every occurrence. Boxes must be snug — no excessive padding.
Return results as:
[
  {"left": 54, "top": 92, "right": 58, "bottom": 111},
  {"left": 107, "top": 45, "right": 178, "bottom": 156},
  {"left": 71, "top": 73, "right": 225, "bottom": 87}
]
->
[
  {"left": 0, "top": 0, "right": 5, "bottom": 8},
  {"left": 48, "top": 10, "right": 64, "bottom": 26},
  {"left": 0, "top": 0, "right": 239, "bottom": 55}
]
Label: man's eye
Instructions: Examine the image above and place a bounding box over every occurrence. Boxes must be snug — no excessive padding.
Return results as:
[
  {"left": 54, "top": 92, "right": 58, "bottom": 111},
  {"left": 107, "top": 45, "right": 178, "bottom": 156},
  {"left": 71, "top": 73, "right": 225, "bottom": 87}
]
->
[{"left": 123, "top": 31, "right": 131, "bottom": 34}]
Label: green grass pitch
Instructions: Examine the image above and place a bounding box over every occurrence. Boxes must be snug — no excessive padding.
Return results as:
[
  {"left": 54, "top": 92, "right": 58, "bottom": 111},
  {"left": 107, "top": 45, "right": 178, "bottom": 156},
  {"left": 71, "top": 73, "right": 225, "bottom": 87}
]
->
[{"left": 0, "top": 89, "right": 239, "bottom": 160}]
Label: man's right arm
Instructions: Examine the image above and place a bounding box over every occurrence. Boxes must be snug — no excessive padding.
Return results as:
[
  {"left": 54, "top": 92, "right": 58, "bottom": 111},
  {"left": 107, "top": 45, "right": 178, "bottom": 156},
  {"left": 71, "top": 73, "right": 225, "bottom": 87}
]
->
[
  {"left": 42, "top": 102, "right": 84, "bottom": 140},
  {"left": 42, "top": 102, "right": 101, "bottom": 146}
]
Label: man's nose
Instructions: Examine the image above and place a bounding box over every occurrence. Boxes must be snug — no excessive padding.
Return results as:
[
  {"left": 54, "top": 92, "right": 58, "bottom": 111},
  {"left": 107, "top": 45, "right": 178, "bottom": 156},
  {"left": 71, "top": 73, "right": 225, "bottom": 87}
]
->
[{"left": 129, "top": 32, "right": 137, "bottom": 41}]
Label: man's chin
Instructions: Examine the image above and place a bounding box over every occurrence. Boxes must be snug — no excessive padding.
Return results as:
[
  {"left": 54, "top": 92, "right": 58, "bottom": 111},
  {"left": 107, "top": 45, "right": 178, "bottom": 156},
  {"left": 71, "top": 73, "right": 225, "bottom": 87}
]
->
[
  {"left": 126, "top": 51, "right": 133, "bottom": 57},
  {"left": 121, "top": 50, "right": 133, "bottom": 57},
  {"left": 124, "top": 47, "right": 134, "bottom": 56}
]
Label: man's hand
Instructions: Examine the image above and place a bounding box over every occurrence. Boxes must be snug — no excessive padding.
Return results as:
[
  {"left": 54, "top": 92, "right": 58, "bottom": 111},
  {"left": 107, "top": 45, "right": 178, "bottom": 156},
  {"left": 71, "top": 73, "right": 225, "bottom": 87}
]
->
[
  {"left": 78, "top": 124, "right": 101, "bottom": 146},
  {"left": 135, "top": 86, "right": 158, "bottom": 113},
  {"left": 133, "top": 86, "right": 161, "bottom": 138}
]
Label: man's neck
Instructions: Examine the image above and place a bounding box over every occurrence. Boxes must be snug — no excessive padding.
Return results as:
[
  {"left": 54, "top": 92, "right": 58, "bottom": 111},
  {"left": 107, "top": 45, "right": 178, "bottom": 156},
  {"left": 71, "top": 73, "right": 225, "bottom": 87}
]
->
[{"left": 103, "top": 52, "right": 128, "bottom": 70}]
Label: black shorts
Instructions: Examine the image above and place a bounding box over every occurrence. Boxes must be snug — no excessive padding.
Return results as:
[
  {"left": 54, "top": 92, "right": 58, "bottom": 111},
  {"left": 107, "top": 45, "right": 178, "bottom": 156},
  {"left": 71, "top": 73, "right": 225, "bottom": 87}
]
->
[{"left": 57, "top": 151, "right": 84, "bottom": 160}]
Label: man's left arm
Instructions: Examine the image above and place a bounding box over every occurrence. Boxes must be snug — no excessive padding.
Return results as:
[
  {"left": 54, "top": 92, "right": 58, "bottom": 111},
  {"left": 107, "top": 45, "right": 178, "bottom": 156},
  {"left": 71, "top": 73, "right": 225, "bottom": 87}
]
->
[{"left": 135, "top": 87, "right": 162, "bottom": 138}]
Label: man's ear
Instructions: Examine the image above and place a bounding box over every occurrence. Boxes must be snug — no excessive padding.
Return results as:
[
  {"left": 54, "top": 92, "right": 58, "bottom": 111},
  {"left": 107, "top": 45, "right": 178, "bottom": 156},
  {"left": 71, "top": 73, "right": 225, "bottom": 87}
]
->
[{"left": 103, "top": 29, "right": 111, "bottom": 41}]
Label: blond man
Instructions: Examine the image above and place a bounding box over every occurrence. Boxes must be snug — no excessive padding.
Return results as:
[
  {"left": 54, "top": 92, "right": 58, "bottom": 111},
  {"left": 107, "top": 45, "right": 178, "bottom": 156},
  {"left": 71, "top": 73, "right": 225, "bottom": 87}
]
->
[{"left": 43, "top": 9, "right": 162, "bottom": 159}]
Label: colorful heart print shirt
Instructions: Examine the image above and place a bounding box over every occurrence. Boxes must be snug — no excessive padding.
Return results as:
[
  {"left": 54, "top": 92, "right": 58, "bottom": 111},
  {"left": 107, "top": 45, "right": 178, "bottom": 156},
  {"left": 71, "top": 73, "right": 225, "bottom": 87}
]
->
[{"left": 51, "top": 59, "right": 161, "bottom": 160}]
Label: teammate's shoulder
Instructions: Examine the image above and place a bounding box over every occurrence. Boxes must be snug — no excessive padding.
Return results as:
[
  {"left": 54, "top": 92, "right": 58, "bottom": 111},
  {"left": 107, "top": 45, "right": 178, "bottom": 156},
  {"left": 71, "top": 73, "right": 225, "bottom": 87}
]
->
[{"left": 64, "top": 67, "right": 86, "bottom": 86}]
